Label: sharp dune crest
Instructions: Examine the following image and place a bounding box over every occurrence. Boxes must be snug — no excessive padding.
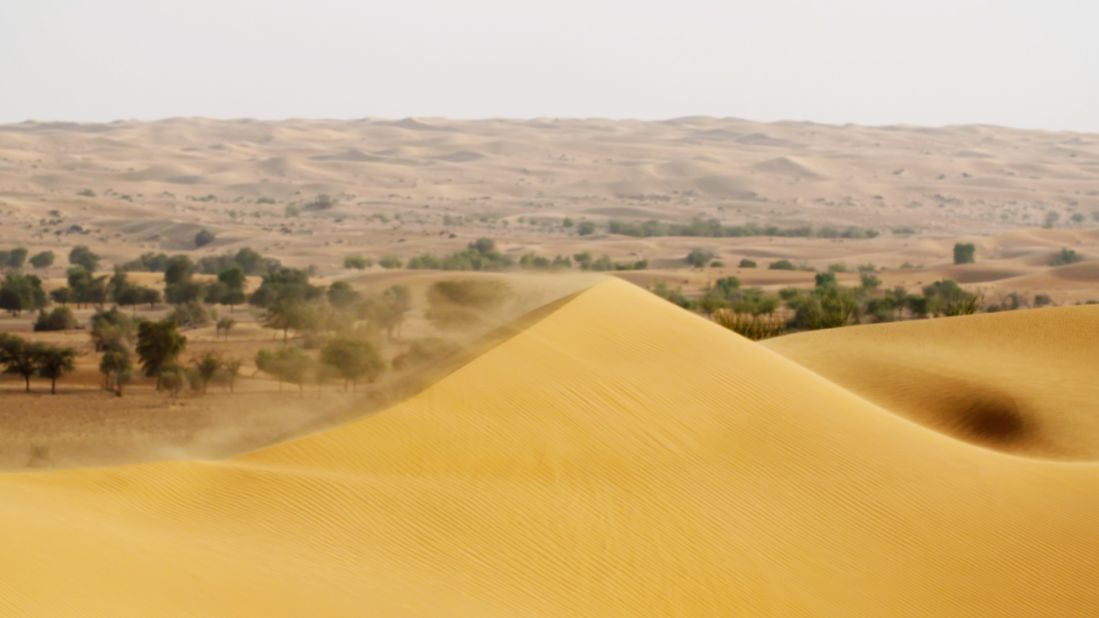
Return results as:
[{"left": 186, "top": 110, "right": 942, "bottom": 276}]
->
[{"left": 1, "top": 279, "right": 1098, "bottom": 615}]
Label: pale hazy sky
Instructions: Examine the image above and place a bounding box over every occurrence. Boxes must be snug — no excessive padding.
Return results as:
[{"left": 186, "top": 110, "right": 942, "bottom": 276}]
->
[{"left": 2, "top": 0, "right": 1096, "bottom": 131}]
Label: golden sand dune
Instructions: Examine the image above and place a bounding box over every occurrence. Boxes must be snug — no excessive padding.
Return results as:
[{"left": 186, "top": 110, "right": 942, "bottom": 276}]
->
[
  {"left": 2, "top": 279, "right": 1098, "bottom": 615},
  {"left": 765, "top": 305, "right": 1099, "bottom": 460}
]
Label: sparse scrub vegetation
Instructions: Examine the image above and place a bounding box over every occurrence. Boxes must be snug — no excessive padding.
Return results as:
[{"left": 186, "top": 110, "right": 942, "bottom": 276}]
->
[
  {"left": 344, "top": 254, "right": 372, "bottom": 270},
  {"left": 407, "top": 238, "right": 513, "bottom": 271},
  {"left": 1049, "top": 248, "right": 1083, "bottom": 266},
  {"left": 378, "top": 256, "right": 403, "bottom": 269}
]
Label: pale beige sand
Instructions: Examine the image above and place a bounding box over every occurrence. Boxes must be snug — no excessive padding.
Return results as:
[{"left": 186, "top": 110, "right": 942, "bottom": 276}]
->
[
  {"left": 1, "top": 118, "right": 1098, "bottom": 304},
  {"left": 0, "top": 278, "right": 1096, "bottom": 615}
]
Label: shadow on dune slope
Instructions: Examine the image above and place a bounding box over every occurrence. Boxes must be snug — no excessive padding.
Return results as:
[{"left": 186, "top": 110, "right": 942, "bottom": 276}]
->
[{"left": 765, "top": 304, "right": 1099, "bottom": 461}]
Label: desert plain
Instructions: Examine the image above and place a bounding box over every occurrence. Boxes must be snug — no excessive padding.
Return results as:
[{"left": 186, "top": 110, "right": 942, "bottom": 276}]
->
[{"left": 0, "top": 117, "right": 1097, "bottom": 615}]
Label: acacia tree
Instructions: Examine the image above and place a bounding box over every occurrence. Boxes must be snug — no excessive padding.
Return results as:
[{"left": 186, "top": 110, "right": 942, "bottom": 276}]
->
[
  {"left": 320, "top": 339, "right": 384, "bottom": 391},
  {"left": 99, "top": 345, "right": 132, "bottom": 397},
  {"left": 190, "top": 352, "right": 222, "bottom": 395},
  {"left": 35, "top": 345, "right": 77, "bottom": 394},
  {"left": 0, "top": 334, "right": 40, "bottom": 392},
  {"left": 136, "top": 320, "right": 187, "bottom": 388}
]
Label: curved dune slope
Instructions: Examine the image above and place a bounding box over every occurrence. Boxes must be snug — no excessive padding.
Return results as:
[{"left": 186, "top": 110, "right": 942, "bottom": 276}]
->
[
  {"left": 1, "top": 279, "right": 1098, "bottom": 615},
  {"left": 764, "top": 305, "right": 1099, "bottom": 460}
]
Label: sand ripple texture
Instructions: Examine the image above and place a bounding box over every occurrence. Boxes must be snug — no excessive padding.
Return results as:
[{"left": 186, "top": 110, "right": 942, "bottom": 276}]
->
[{"left": 1, "top": 279, "right": 1097, "bottom": 616}]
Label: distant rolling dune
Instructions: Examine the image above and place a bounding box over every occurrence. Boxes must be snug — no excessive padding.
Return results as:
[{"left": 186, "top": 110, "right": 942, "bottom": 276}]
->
[{"left": 0, "top": 278, "right": 1097, "bottom": 615}]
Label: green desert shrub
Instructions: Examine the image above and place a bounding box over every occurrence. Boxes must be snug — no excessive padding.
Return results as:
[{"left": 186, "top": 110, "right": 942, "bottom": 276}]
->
[{"left": 34, "top": 307, "right": 78, "bottom": 331}]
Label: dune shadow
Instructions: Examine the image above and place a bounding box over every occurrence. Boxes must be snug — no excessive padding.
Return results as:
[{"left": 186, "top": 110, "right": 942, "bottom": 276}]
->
[{"left": 940, "top": 389, "right": 1030, "bottom": 445}]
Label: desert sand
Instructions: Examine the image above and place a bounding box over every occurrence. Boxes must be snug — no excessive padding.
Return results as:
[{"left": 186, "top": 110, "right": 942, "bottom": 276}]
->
[
  {"left": 0, "top": 278, "right": 1097, "bottom": 615},
  {"left": 2, "top": 118, "right": 1099, "bottom": 302}
]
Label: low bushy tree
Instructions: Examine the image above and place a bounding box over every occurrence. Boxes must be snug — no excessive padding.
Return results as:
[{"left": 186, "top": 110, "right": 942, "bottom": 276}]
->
[
  {"left": 344, "top": 255, "right": 371, "bottom": 270},
  {"left": 1049, "top": 248, "right": 1083, "bottom": 266},
  {"left": 68, "top": 245, "right": 100, "bottom": 272},
  {"left": 6, "top": 247, "right": 28, "bottom": 269},
  {"left": 29, "top": 251, "right": 54, "bottom": 269},
  {"left": 194, "top": 228, "right": 216, "bottom": 248},
  {"left": 0, "top": 273, "right": 48, "bottom": 315},
  {"left": 320, "top": 338, "right": 384, "bottom": 390},
  {"left": 685, "top": 248, "right": 716, "bottom": 268},
  {"left": 255, "top": 346, "right": 313, "bottom": 394},
  {"left": 34, "top": 306, "right": 78, "bottom": 332},
  {"left": 953, "top": 242, "right": 976, "bottom": 265}
]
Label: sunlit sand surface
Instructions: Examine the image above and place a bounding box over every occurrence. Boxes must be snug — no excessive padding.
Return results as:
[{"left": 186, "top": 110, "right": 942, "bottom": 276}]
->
[{"left": 1, "top": 278, "right": 1097, "bottom": 615}]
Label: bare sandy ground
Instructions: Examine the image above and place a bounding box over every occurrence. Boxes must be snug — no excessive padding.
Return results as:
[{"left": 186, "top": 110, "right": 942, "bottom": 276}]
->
[
  {"left": 0, "top": 278, "right": 1096, "bottom": 615},
  {"left": 1, "top": 117, "right": 1098, "bottom": 301}
]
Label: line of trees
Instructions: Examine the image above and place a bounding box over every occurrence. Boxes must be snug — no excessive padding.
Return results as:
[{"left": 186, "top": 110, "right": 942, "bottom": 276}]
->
[
  {"left": 606, "top": 218, "right": 881, "bottom": 239},
  {"left": 347, "top": 239, "right": 650, "bottom": 274},
  {"left": 254, "top": 338, "right": 384, "bottom": 394},
  {"left": 652, "top": 274, "right": 982, "bottom": 340}
]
